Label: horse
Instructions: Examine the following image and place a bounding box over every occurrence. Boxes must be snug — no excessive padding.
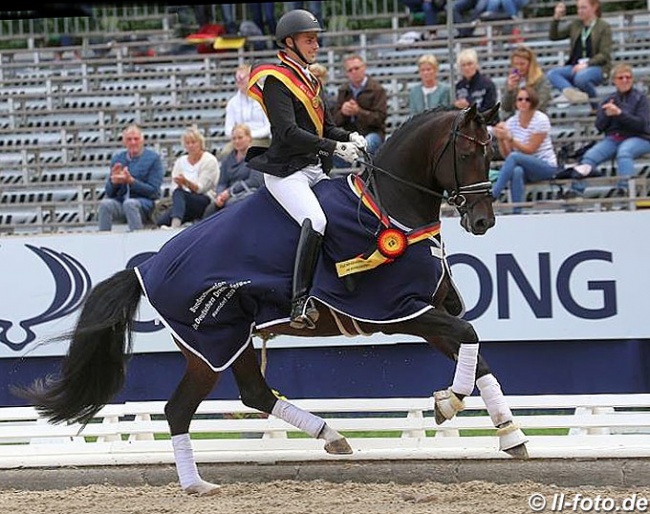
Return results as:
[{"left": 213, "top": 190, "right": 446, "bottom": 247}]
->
[{"left": 14, "top": 104, "right": 529, "bottom": 496}]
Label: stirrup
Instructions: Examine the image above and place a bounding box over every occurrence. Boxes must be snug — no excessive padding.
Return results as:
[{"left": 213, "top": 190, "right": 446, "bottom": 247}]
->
[{"left": 290, "top": 297, "right": 319, "bottom": 329}]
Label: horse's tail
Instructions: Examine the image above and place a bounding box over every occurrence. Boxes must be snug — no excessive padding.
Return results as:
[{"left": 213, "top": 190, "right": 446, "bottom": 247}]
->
[{"left": 13, "top": 268, "right": 142, "bottom": 426}]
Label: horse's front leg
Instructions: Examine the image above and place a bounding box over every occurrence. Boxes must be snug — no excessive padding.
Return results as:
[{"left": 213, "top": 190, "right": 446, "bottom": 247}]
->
[
  {"left": 167, "top": 342, "right": 221, "bottom": 496},
  {"left": 231, "top": 343, "right": 353, "bottom": 455},
  {"left": 381, "top": 309, "right": 479, "bottom": 423},
  {"left": 380, "top": 310, "right": 528, "bottom": 458}
]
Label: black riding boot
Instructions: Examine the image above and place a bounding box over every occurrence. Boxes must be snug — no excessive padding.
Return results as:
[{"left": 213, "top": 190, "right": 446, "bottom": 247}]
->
[{"left": 290, "top": 219, "right": 323, "bottom": 329}]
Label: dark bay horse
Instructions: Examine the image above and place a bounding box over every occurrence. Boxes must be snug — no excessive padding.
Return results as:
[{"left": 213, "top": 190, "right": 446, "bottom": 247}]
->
[{"left": 15, "top": 104, "right": 529, "bottom": 495}]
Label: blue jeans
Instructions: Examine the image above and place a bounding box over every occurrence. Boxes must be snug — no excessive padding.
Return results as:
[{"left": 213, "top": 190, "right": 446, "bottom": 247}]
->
[
  {"left": 98, "top": 197, "right": 149, "bottom": 231},
  {"left": 547, "top": 65, "right": 603, "bottom": 105},
  {"left": 574, "top": 136, "right": 650, "bottom": 192},
  {"left": 492, "top": 151, "right": 559, "bottom": 213},
  {"left": 454, "top": 0, "right": 482, "bottom": 36},
  {"left": 485, "top": 0, "right": 528, "bottom": 16},
  {"left": 401, "top": 0, "right": 443, "bottom": 26}
]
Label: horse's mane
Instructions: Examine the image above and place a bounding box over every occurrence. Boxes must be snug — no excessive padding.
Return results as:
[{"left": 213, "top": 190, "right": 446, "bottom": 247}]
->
[{"left": 374, "top": 106, "right": 459, "bottom": 162}]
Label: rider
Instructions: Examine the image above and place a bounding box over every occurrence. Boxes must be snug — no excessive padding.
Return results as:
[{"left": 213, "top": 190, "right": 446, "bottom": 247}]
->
[{"left": 246, "top": 9, "right": 367, "bottom": 329}]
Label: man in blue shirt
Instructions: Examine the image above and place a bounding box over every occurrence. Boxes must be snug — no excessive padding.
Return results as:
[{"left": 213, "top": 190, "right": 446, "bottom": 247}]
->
[{"left": 98, "top": 124, "right": 164, "bottom": 231}]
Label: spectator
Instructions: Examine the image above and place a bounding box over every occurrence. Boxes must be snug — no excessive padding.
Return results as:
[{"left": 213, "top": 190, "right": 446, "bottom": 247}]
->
[
  {"left": 98, "top": 125, "right": 164, "bottom": 232},
  {"left": 156, "top": 125, "right": 219, "bottom": 229},
  {"left": 204, "top": 124, "right": 263, "bottom": 218},
  {"left": 249, "top": 2, "right": 277, "bottom": 36},
  {"left": 491, "top": 87, "right": 559, "bottom": 214},
  {"left": 501, "top": 45, "right": 552, "bottom": 118},
  {"left": 221, "top": 64, "right": 271, "bottom": 158},
  {"left": 409, "top": 54, "right": 452, "bottom": 115},
  {"left": 454, "top": 48, "right": 498, "bottom": 113},
  {"left": 566, "top": 63, "right": 650, "bottom": 196},
  {"left": 480, "top": 0, "right": 529, "bottom": 19},
  {"left": 453, "top": 0, "right": 486, "bottom": 38},
  {"left": 333, "top": 54, "right": 388, "bottom": 156},
  {"left": 547, "top": 0, "right": 612, "bottom": 109},
  {"left": 220, "top": 4, "right": 238, "bottom": 34},
  {"left": 401, "top": 1, "right": 446, "bottom": 35},
  {"left": 309, "top": 62, "right": 337, "bottom": 111}
]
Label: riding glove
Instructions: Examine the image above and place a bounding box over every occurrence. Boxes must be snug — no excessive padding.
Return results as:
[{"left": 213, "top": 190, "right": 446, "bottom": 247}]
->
[
  {"left": 348, "top": 132, "right": 368, "bottom": 153},
  {"left": 334, "top": 142, "right": 361, "bottom": 164}
]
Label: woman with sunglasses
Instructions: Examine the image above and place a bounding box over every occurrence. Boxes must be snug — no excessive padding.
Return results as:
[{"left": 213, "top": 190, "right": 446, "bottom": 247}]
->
[
  {"left": 567, "top": 63, "right": 650, "bottom": 196},
  {"left": 492, "top": 86, "right": 559, "bottom": 214}
]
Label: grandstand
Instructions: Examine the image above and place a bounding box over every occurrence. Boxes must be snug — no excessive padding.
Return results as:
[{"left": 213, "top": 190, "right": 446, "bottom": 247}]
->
[{"left": 0, "top": 1, "right": 649, "bottom": 234}]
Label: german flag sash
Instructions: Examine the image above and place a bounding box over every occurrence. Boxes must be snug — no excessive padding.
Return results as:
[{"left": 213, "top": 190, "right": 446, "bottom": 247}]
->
[
  {"left": 335, "top": 175, "right": 442, "bottom": 278},
  {"left": 248, "top": 52, "right": 325, "bottom": 137}
]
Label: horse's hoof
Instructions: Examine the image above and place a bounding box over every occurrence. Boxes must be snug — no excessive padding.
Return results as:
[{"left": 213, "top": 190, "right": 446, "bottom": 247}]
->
[
  {"left": 185, "top": 480, "right": 222, "bottom": 496},
  {"left": 504, "top": 443, "right": 529, "bottom": 459},
  {"left": 433, "top": 388, "right": 465, "bottom": 424},
  {"left": 497, "top": 422, "right": 529, "bottom": 459},
  {"left": 324, "top": 437, "right": 353, "bottom": 455}
]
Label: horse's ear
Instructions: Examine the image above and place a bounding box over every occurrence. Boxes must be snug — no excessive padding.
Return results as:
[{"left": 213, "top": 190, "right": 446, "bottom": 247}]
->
[
  {"left": 464, "top": 103, "right": 478, "bottom": 123},
  {"left": 482, "top": 103, "right": 501, "bottom": 126}
]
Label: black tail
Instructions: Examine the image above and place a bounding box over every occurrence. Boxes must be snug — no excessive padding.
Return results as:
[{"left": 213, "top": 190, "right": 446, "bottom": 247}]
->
[{"left": 12, "top": 269, "right": 142, "bottom": 426}]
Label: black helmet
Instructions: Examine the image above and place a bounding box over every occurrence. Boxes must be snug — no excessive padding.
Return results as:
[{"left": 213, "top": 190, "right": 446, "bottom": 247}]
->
[{"left": 275, "top": 9, "right": 324, "bottom": 47}]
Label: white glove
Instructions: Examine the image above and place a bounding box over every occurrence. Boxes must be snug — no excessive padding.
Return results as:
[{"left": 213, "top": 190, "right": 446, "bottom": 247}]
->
[
  {"left": 334, "top": 142, "right": 361, "bottom": 164},
  {"left": 348, "top": 131, "right": 368, "bottom": 153}
]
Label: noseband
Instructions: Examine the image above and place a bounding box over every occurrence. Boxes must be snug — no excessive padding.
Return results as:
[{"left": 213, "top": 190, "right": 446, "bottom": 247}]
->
[{"left": 359, "top": 109, "right": 492, "bottom": 217}]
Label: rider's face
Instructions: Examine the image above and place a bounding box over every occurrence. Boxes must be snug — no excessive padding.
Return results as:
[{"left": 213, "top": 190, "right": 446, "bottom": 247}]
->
[{"left": 288, "top": 32, "right": 320, "bottom": 64}]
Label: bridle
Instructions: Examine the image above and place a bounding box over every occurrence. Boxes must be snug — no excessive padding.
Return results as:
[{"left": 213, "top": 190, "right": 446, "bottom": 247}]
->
[{"left": 359, "top": 109, "right": 492, "bottom": 217}]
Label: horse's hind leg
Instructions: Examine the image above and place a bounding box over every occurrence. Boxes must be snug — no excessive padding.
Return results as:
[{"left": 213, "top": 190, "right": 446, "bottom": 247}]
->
[
  {"left": 475, "top": 358, "right": 529, "bottom": 459},
  {"left": 232, "top": 344, "right": 353, "bottom": 455},
  {"left": 166, "top": 342, "right": 221, "bottom": 496}
]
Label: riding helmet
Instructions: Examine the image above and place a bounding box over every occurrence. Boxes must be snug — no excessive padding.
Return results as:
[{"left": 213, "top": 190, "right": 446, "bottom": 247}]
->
[{"left": 275, "top": 9, "right": 324, "bottom": 47}]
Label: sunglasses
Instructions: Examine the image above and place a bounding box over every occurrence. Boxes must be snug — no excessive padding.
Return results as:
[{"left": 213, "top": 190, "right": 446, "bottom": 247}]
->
[
  {"left": 345, "top": 65, "right": 363, "bottom": 73},
  {"left": 516, "top": 97, "right": 532, "bottom": 102}
]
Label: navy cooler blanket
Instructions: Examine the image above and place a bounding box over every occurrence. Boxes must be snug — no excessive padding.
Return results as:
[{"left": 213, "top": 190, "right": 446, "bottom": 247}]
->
[{"left": 136, "top": 175, "right": 453, "bottom": 370}]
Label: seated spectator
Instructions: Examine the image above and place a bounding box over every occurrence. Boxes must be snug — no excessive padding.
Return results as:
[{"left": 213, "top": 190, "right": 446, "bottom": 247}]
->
[
  {"left": 401, "top": 0, "right": 446, "bottom": 35},
  {"left": 204, "top": 123, "right": 263, "bottom": 218},
  {"left": 547, "top": 0, "right": 612, "bottom": 109},
  {"left": 454, "top": 48, "right": 498, "bottom": 113},
  {"left": 453, "top": 0, "right": 486, "bottom": 38},
  {"left": 221, "top": 64, "right": 271, "bottom": 158},
  {"left": 565, "top": 64, "right": 650, "bottom": 196},
  {"left": 333, "top": 54, "right": 388, "bottom": 156},
  {"left": 501, "top": 45, "right": 552, "bottom": 118},
  {"left": 479, "top": 0, "right": 528, "bottom": 20},
  {"left": 249, "top": 2, "right": 277, "bottom": 36},
  {"left": 409, "top": 54, "right": 452, "bottom": 115},
  {"left": 491, "top": 87, "right": 559, "bottom": 214},
  {"left": 156, "top": 126, "right": 220, "bottom": 229},
  {"left": 98, "top": 125, "right": 164, "bottom": 232},
  {"left": 309, "top": 62, "right": 337, "bottom": 111}
]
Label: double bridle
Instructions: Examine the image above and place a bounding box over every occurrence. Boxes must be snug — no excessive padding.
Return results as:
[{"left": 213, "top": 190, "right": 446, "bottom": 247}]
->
[{"left": 360, "top": 110, "right": 492, "bottom": 217}]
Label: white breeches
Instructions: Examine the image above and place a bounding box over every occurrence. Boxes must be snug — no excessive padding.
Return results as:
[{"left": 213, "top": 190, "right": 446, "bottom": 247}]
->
[{"left": 264, "top": 164, "right": 329, "bottom": 235}]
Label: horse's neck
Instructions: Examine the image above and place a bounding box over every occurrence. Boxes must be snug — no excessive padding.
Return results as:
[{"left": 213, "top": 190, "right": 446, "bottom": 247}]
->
[{"left": 371, "top": 172, "right": 442, "bottom": 228}]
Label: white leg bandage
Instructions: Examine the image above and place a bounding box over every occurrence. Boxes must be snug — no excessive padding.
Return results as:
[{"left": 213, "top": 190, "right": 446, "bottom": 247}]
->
[
  {"left": 171, "top": 433, "right": 201, "bottom": 489},
  {"left": 271, "top": 399, "right": 326, "bottom": 439},
  {"left": 476, "top": 373, "right": 513, "bottom": 427},
  {"left": 451, "top": 343, "right": 479, "bottom": 396}
]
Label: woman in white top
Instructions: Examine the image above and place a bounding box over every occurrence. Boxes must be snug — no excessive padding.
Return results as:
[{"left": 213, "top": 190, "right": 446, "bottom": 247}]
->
[
  {"left": 492, "top": 86, "right": 559, "bottom": 214},
  {"left": 157, "top": 125, "right": 220, "bottom": 228},
  {"left": 221, "top": 64, "right": 271, "bottom": 158}
]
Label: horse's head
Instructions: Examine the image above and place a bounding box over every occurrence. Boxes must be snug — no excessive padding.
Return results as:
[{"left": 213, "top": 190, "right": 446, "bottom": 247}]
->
[{"left": 436, "top": 104, "right": 499, "bottom": 235}]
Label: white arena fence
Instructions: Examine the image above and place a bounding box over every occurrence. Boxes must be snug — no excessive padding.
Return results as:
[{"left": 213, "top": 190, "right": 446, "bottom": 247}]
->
[{"left": 1, "top": 394, "right": 649, "bottom": 468}]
